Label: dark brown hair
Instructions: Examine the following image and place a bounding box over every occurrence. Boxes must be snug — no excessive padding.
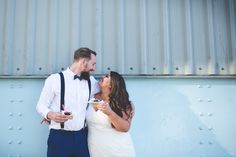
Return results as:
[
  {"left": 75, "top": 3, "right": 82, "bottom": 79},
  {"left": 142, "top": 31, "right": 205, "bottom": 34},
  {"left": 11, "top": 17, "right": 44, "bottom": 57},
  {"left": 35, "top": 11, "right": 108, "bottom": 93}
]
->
[
  {"left": 74, "top": 47, "right": 96, "bottom": 61},
  {"left": 109, "top": 71, "right": 133, "bottom": 119}
]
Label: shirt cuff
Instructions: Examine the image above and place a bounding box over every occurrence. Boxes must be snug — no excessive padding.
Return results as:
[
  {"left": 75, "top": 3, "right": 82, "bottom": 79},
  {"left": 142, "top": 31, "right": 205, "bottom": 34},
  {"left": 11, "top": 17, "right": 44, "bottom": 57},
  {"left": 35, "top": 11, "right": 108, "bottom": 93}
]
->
[{"left": 43, "top": 109, "right": 51, "bottom": 120}]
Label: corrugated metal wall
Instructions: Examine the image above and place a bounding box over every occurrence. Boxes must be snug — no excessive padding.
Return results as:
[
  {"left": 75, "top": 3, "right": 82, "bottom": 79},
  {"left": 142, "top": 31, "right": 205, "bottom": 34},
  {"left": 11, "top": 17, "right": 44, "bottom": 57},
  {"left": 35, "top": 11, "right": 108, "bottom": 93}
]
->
[{"left": 0, "top": 0, "right": 236, "bottom": 76}]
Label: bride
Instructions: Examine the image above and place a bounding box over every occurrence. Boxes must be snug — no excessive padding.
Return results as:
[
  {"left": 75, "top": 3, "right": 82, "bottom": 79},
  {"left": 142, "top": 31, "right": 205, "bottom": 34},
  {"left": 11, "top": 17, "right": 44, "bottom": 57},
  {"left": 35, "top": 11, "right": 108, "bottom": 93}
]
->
[{"left": 86, "top": 71, "right": 135, "bottom": 157}]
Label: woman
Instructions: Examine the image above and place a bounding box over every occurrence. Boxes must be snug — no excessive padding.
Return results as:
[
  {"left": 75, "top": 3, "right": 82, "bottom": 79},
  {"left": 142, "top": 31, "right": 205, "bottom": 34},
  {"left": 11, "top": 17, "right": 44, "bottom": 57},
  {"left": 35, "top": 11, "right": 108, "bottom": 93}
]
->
[{"left": 86, "top": 71, "right": 135, "bottom": 157}]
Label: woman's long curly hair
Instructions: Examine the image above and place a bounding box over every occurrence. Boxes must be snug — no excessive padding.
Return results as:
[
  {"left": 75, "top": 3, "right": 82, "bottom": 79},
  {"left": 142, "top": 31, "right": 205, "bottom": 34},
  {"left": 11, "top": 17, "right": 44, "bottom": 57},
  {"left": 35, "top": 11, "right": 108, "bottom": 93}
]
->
[{"left": 109, "top": 71, "right": 132, "bottom": 119}]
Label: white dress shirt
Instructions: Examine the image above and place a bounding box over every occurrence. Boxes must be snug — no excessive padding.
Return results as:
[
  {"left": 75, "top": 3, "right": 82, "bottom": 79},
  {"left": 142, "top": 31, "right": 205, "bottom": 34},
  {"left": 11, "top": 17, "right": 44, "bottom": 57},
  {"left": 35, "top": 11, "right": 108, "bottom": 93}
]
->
[{"left": 36, "top": 68, "right": 100, "bottom": 131}]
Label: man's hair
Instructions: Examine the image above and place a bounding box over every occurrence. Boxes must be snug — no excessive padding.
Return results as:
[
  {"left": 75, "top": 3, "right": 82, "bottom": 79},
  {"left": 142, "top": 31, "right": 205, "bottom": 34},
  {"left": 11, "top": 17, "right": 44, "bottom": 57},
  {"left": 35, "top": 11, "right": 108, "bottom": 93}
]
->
[{"left": 74, "top": 47, "right": 96, "bottom": 61}]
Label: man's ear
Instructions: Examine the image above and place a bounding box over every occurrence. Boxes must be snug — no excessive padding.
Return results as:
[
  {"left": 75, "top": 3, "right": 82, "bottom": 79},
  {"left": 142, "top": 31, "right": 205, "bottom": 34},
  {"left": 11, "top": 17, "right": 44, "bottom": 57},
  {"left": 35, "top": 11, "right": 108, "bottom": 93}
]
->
[
  {"left": 81, "top": 58, "right": 89, "bottom": 70},
  {"left": 81, "top": 58, "right": 86, "bottom": 63},
  {"left": 81, "top": 58, "right": 87, "bottom": 67},
  {"left": 82, "top": 58, "right": 89, "bottom": 64}
]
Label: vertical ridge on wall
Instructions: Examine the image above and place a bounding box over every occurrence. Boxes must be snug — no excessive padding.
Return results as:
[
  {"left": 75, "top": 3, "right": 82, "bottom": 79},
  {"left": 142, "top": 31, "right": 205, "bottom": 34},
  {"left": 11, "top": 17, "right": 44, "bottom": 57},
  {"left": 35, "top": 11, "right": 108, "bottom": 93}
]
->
[
  {"left": 146, "top": 0, "right": 163, "bottom": 75},
  {"left": 140, "top": 0, "right": 148, "bottom": 74},
  {"left": 48, "top": 0, "right": 57, "bottom": 74},
  {"left": 34, "top": 0, "right": 49, "bottom": 75},
  {"left": 229, "top": 0, "right": 236, "bottom": 74},
  {"left": 124, "top": 0, "right": 141, "bottom": 75},
  {"left": 185, "top": 0, "right": 194, "bottom": 75},
  {"left": 13, "top": 0, "right": 26, "bottom": 75},
  {"left": 169, "top": 0, "right": 185, "bottom": 75},
  {"left": 25, "top": 0, "right": 35, "bottom": 75},
  {"left": 95, "top": 0, "right": 103, "bottom": 73},
  {"left": 207, "top": 0, "right": 217, "bottom": 75},
  {"left": 118, "top": 0, "right": 125, "bottom": 74},
  {"left": 80, "top": 0, "right": 96, "bottom": 50},
  {"left": 0, "top": 0, "right": 235, "bottom": 76},
  {"left": 57, "top": 0, "right": 71, "bottom": 71},
  {"left": 2, "top": 0, "right": 16, "bottom": 75},
  {"left": 103, "top": 0, "right": 118, "bottom": 73},
  {"left": 67, "top": 0, "right": 74, "bottom": 65},
  {"left": 32, "top": 0, "right": 37, "bottom": 75},
  {"left": 163, "top": 0, "right": 172, "bottom": 75},
  {"left": 0, "top": 0, "right": 5, "bottom": 74},
  {"left": 214, "top": 0, "right": 231, "bottom": 75}
]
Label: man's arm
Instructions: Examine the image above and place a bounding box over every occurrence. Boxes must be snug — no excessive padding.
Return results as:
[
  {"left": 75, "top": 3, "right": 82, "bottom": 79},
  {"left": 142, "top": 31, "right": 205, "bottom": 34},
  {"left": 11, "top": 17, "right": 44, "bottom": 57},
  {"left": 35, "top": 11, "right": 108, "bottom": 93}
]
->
[
  {"left": 36, "top": 75, "right": 70, "bottom": 124},
  {"left": 36, "top": 75, "right": 55, "bottom": 120}
]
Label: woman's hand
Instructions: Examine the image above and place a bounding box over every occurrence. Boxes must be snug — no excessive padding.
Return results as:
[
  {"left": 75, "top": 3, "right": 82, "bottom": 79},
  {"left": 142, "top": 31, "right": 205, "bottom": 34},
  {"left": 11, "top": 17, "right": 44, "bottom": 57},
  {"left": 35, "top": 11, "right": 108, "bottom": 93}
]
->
[{"left": 97, "top": 101, "right": 113, "bottom": 116}]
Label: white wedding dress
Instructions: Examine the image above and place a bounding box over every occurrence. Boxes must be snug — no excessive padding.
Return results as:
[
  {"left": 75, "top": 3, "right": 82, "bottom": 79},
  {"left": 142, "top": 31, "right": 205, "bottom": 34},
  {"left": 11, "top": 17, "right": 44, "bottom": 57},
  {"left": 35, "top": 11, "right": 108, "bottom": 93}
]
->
[{"left": 86, "top": 104, "right": 135, "bottom": 157}]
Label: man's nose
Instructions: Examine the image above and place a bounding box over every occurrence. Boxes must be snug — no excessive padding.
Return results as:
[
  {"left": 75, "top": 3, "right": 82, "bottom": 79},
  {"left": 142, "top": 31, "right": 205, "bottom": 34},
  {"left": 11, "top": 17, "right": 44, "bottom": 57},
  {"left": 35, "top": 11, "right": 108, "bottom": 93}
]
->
[{"left": 92, "top": 65, "right": 96, "bottom": 71}]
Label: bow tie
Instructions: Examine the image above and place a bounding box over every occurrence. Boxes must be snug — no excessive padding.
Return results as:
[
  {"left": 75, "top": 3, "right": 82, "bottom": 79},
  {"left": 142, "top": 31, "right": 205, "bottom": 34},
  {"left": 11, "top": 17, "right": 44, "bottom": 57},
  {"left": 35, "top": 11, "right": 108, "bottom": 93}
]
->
[
  {"left": 74, "top": 75, "right": 82, "bottom": 80},
  {"left": 74, "top": 72, "right": 90, "bottom": 81}
]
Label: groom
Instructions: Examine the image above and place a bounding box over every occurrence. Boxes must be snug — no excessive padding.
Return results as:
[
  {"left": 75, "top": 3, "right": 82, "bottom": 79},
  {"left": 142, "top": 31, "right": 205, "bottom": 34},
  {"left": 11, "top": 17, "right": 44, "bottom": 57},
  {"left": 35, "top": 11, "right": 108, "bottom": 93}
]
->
[{"left": 36, "top": 47, "right": 100, "bottom": 157}]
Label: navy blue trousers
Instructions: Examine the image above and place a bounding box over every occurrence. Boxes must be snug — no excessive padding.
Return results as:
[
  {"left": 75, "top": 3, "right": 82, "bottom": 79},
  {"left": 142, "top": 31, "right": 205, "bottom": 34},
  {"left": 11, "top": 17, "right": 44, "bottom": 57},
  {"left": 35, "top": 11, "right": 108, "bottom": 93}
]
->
[{"left": 47, "top": 129, "right": 90, "bottom": 157}]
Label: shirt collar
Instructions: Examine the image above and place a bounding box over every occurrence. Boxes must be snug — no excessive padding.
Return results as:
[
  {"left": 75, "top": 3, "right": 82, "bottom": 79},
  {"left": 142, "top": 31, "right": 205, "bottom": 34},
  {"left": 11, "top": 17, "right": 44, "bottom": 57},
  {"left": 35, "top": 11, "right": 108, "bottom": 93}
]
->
[{"left": 65, "top": 67, "right": 77, "bottom": 79}]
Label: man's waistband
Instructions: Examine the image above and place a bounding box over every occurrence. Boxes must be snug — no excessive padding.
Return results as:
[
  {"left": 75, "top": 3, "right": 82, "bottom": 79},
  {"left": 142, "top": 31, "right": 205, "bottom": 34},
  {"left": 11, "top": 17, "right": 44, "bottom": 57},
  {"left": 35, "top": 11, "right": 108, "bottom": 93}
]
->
[{"left": 50, "top": 128, "right": 86, "bottom": 134}]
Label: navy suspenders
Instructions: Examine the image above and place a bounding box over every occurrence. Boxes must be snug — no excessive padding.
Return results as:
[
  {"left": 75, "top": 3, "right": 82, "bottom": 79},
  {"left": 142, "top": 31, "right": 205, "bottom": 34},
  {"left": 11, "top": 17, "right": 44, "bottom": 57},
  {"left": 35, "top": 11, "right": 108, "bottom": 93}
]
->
[
  {"left": 87, "top": 79, "right": 91, "bottom": 109},
  {"left": 59, "top": 72, "right": 65, "bottom": 129},
  {"left": 59, "top": 72, "right": 91, "bottom": 129}
]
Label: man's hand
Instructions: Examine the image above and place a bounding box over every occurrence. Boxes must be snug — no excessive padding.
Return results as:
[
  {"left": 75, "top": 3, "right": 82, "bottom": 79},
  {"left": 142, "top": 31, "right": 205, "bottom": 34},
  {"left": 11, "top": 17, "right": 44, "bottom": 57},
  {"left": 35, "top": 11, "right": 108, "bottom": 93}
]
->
[{"left": 47, "top": 112, "right": 70, "bottom": 123}]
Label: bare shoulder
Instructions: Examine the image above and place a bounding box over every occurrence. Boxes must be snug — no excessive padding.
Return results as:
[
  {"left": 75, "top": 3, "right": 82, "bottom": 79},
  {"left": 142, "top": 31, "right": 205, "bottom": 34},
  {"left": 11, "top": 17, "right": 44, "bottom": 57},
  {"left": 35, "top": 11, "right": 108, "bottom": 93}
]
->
[
  {"left": 130, "top": 102, "right": 135, "bottom": 111},
  {"left": 130, "top": 102, "right": 135, "bottom": 118}
]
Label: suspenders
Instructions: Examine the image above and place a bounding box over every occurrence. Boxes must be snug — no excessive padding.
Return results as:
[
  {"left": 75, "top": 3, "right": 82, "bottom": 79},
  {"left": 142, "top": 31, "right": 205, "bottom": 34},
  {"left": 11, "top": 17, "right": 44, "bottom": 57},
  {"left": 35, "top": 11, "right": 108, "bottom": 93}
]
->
[
  {"left": 87, "top": 79, "right": 91, "bottom": 109},
  {"left": 59, "top": 72, "right": 91, "bottom": 129},
  {"left": 59, "top": 72, "right": 65, "bottom": 129}
]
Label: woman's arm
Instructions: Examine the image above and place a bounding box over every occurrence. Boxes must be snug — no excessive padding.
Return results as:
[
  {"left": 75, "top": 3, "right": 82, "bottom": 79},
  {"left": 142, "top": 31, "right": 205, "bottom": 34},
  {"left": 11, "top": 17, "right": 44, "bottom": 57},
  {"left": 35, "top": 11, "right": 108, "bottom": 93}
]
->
[{"left": 97, "top": 102, "right": 134, "bottom": 132}]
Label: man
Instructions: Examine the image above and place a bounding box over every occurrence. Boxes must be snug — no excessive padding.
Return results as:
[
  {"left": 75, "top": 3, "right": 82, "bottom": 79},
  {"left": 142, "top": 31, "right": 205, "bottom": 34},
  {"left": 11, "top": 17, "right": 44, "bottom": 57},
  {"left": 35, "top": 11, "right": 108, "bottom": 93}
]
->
[{"left": 36, "top": 47, "right": 100, "bottom": 157}]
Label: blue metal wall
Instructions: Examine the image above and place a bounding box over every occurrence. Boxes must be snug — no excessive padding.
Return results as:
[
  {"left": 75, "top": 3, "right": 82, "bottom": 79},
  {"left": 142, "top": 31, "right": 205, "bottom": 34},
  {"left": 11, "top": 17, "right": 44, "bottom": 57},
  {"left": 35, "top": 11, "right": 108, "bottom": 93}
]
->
[
  {"left": 0, "top": 0, "right": 236, "bottom": 75},
  {"left": 1, "top": 78, "right": 236, "bottom": 157}
]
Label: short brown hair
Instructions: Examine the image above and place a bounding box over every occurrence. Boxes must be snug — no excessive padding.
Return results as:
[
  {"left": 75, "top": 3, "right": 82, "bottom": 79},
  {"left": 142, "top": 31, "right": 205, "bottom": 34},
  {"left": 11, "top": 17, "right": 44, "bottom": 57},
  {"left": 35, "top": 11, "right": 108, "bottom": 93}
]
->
[{"left": 74, "top": 47, "right": 96, "bottom": 61}]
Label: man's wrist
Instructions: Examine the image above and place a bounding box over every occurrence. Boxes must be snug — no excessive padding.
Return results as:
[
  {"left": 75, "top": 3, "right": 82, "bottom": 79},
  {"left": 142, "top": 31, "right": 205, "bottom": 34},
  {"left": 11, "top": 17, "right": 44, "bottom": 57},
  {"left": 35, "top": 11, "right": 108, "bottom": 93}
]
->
[{"left": 46, "top": 112, "right": 52, "bottom": 120}]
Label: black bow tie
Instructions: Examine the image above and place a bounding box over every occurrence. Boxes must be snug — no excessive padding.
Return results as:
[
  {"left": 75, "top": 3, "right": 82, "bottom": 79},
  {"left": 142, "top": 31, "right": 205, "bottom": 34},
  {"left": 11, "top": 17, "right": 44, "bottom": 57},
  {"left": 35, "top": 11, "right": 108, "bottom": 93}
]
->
[
  {"left": 74, "top": 75, "right": 82, "bottom": 80},
  {"left": 74, "top": 72, "right": 90, "bottom": 81}
]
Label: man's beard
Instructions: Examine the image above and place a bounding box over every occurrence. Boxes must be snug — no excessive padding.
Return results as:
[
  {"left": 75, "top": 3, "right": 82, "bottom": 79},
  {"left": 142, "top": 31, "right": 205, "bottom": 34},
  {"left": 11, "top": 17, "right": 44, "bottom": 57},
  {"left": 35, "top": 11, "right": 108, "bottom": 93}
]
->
[{"left": 80, "top": 71, "right": 90, "bottom": 80}]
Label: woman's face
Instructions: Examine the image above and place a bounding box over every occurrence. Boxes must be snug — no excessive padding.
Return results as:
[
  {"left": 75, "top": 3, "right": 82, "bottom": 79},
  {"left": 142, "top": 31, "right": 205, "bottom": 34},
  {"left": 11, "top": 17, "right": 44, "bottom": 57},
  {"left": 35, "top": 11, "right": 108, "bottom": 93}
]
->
[{"left": 99, "top": 73, "right": 111, "bottom": 89}]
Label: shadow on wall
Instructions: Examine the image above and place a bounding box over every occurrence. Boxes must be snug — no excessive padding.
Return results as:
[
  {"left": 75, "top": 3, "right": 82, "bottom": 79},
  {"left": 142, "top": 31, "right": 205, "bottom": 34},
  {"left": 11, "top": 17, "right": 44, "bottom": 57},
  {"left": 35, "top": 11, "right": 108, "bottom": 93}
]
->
[{"left": 130, "top": 86, "right": 234, "bottom": 157}]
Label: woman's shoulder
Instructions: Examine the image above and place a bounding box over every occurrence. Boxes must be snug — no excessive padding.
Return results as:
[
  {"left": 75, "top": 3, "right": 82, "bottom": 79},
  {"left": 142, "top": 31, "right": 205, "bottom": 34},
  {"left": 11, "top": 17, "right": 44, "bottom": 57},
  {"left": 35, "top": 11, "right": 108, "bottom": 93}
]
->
[
  {"left": 129, "top": 102, "right": 135, "bottom": 111},
  {"left": 129, "top": 102, "right": 135, "bottom": 118}
]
